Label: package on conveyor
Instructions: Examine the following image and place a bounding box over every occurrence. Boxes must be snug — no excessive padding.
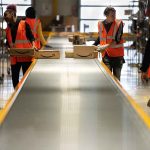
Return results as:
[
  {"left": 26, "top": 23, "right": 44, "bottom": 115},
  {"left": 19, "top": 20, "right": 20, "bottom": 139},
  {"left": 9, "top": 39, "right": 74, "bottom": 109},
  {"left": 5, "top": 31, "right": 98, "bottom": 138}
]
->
[
  {"left": 68, "top": 34, "right": 86, "bottom": 45},
  {"left": 9, "top": 48, "right": 35, "bottom": 56},
  {"left": 34, "top": 50, "right": 60, "bottom": 59},
  {"left": 65, "top": 50, "right": 74, "bottom": 58},
  {"left": 73, "top": 45, "right": 98, "bottom": 59}
]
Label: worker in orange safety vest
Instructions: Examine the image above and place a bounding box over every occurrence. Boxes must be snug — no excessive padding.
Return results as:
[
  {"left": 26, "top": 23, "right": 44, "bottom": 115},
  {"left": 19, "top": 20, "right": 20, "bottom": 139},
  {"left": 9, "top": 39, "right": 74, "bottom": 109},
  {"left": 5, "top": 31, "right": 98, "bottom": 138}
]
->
[
  {"left": 94, "top": 6, "right": 125, "bottom": 81},
  {"left": 25, "top": 6, "right": 52, "bottom": 49},
  {"left": 4, "top": 4, "right": 37, "bottom": 88}
]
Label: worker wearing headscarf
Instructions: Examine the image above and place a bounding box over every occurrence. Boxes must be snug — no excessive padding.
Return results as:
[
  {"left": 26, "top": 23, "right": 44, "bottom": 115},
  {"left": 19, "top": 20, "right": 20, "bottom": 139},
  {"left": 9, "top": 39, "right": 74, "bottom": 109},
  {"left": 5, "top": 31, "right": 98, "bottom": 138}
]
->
[
  {"left": 4, "top": 4, "right": 36, "bottom": 88},
  {"left": 25, "top": 6, "right": 52, "bottom": 49}
]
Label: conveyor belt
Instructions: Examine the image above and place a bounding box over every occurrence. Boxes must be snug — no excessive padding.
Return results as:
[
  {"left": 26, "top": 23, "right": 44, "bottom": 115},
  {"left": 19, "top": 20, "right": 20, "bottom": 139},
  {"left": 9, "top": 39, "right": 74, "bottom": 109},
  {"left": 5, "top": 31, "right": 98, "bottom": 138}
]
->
[{"left": 0, "top": 57, "right": 150, "bottom": 150}]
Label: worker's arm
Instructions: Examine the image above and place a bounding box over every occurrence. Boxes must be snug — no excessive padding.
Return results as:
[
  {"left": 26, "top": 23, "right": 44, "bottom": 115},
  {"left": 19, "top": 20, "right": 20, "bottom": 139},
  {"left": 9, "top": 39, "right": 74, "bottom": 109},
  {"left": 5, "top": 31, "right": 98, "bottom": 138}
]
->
[
  {"left": 25, "top": 22, "right": 38, "bottom": 50},
  {"left": 25, "top": 22, "right": 35, "bottom": 43},
  {"left": 93, "top": 36, "right": 100, "bottom": 46},
  {"left": 37, "top": 22, "right": 47, "bottom": 46},
  {"left": 37, "top": 22, "right": 53, "bottom": 48}
]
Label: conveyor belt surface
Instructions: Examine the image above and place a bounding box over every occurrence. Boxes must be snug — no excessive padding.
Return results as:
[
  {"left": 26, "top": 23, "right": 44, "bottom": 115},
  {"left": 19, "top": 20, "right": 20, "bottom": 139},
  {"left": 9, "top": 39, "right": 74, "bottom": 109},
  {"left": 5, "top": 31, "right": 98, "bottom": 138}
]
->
[{"left": 0, "top": 58, "right": 150, "bottom": 150}]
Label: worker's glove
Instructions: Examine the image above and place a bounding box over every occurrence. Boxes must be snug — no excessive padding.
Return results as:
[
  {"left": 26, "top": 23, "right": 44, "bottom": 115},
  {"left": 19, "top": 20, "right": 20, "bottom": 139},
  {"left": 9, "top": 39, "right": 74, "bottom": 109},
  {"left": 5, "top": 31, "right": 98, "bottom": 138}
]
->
[{"left": 97, "top": 44, "right": 109, "bottom": 52}]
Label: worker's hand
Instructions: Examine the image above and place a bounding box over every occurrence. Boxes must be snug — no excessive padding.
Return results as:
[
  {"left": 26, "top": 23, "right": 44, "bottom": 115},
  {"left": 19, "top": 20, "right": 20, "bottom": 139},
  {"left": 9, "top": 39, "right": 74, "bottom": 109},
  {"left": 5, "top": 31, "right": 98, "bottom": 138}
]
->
[
  {"left": 7, "top": 48, "right": 10, "bottom": 53},
  {"left": 44, "top": 44, "right": 53, "bottom": 49},
  {"left": 141, "top": 72, "right": 149, "bottom": 83},
  {"left": 33, "top": 46, "right": 38, "bottom": 51},
  {"left": 32, "top": 42, "right": 38, "bottom": 51},
  {"left": 96, "top": 44, "right": 109, "bottom": 53},
  {"left": 94, "top": 45, "right": 98, "bottom": 50}
]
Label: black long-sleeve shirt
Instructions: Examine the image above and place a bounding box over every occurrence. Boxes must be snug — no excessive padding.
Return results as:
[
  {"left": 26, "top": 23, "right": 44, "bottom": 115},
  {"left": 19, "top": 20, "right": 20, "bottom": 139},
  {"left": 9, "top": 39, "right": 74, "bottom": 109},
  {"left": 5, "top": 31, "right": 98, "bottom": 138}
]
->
[
  {"left": 93, "top": 20, "right": 123, "bottom": 46},
  {"left": 6, "top": 18, "right": 35, "bottom": 47},
  {"left": 140, "top": 38, "right": 150, "bottom": 72}
]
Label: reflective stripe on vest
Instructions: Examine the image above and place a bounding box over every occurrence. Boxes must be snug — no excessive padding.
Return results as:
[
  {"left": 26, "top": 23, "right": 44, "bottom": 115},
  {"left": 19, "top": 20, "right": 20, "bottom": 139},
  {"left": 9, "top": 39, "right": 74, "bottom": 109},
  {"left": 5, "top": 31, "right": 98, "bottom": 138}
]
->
[
  {"left": 110, "top": 43, "right": 124, "bottom": 48},
  {"left": 32, "top": 18, "right": 38, "bottom": 34},
  {"left": 113, "top": 20, "right": 122, "bottom": 39},
  {"left": 100, "top": 36, "right": 115, "bottom": 41},
  {"left": 15, "top": 39, "right": 30, "bottom": 44},
  {"left": 25, "top": 18, "right": 41, "bottom": 49}
]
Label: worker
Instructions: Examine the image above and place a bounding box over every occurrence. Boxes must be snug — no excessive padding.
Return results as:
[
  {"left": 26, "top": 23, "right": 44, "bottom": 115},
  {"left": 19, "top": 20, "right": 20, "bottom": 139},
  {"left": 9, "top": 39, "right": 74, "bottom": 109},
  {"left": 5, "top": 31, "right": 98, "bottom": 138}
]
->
[
  {"left": 4, "top": 4, "right": 36, "bottom": 88},
  {"left": 140, "top": 37, "right": 150, "bottom": 107},
  {"left": 25, "top": 6, "right": 52, "bottom": 49},
  {"left": 95, "top": 6, "right": 125, "bottom": 81},
  {"left": 140, "top": 37, "right": 150, "bottom": 81}
]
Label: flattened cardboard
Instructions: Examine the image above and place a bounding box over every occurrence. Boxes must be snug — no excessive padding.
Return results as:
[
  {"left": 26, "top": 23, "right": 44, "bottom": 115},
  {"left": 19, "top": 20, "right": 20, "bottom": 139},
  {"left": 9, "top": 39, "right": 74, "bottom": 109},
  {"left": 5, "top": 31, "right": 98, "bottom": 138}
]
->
[
  {"left": 35, "top": 50, "right": 60, "bottom": 59},
  {"left": 9, "top": 48, "right": 35, "bottom": 56},
  {"left": 74, "top": 45, "right": 95, "bottom": 59}
]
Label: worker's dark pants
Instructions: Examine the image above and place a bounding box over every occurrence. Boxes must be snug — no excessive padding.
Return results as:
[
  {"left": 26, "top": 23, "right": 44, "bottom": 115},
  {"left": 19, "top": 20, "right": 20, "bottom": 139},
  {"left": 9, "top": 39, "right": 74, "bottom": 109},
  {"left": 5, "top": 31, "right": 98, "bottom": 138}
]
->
[
  {"left": 11, "top": 62, "right": 32, "bottom": 88},
  {"left": 103, "top": 55, "right": 125, "bottom": 81}
]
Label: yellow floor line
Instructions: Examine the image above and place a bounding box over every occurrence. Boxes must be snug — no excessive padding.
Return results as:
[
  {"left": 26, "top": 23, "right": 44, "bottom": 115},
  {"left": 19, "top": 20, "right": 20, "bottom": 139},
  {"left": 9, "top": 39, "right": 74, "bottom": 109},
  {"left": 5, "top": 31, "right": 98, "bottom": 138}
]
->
[
  {"left": 100, "top": 61, "right": 150, "bottom": 129},
  {"left": 0, "top": 60, "right": 37, "bottom": 125}
]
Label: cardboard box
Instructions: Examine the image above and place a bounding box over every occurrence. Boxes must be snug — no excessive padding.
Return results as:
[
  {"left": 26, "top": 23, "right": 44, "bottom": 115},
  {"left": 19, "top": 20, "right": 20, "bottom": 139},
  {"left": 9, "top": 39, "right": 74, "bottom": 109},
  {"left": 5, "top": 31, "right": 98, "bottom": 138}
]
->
[
  {"left": 35, "top": 50, "right": 60, "bottom": 59},
  {"left": 9, "top": 48, "right": 35, "bottom": 56},
  {"left": 74, "top": 45, "right": 95, "bottom": 59},
  {"left": 65, "top": 50, "right": 98, "bottom": 58},
  {"left": 94, "top": 51, "right": 98, "bottom": 58},
  {"left": 65, "top": 51, "right": 74, "bottom": 58}
]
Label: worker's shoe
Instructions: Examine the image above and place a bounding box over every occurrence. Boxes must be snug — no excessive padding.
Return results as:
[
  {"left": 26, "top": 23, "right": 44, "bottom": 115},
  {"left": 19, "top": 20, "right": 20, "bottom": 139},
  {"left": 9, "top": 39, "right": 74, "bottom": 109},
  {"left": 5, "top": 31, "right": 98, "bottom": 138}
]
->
[{"left": 147, "top": 99, "right": 150, "bottom": 107}]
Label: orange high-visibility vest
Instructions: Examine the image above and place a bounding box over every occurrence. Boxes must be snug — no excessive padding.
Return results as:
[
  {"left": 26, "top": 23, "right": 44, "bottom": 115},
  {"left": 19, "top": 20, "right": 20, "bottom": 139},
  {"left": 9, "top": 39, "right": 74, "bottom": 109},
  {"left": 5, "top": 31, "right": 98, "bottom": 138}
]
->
[
  {"left": 6, "top": 20, "right": 33, "bottom": 65},
  {"left": 98, "top": 20, "right": 124, "bottom": 57},
  {"left": 25, "top": 18, "right": 41, "bottom": 49}
]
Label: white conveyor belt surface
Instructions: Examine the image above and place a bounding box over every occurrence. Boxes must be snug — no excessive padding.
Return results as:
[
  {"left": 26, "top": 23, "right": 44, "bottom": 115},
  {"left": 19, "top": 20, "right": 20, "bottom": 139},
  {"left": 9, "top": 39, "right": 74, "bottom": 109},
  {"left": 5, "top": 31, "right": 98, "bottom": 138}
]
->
[{"left": 0, "top": 58, "right": 150, "bottom": 150}]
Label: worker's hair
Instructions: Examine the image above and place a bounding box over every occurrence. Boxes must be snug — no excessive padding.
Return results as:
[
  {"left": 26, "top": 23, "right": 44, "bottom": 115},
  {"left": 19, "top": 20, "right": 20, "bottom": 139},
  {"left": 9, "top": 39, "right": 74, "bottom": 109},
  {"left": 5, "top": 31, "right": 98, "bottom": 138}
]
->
[
  {"left": 25, "top": 7, "right": 36, "bottom": 18},
  {"left": 6, "top": 4, "right": 17, "bottom": 17},
  {"left": 104, "top": 6, "right": 116, "bottom": 16}
]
